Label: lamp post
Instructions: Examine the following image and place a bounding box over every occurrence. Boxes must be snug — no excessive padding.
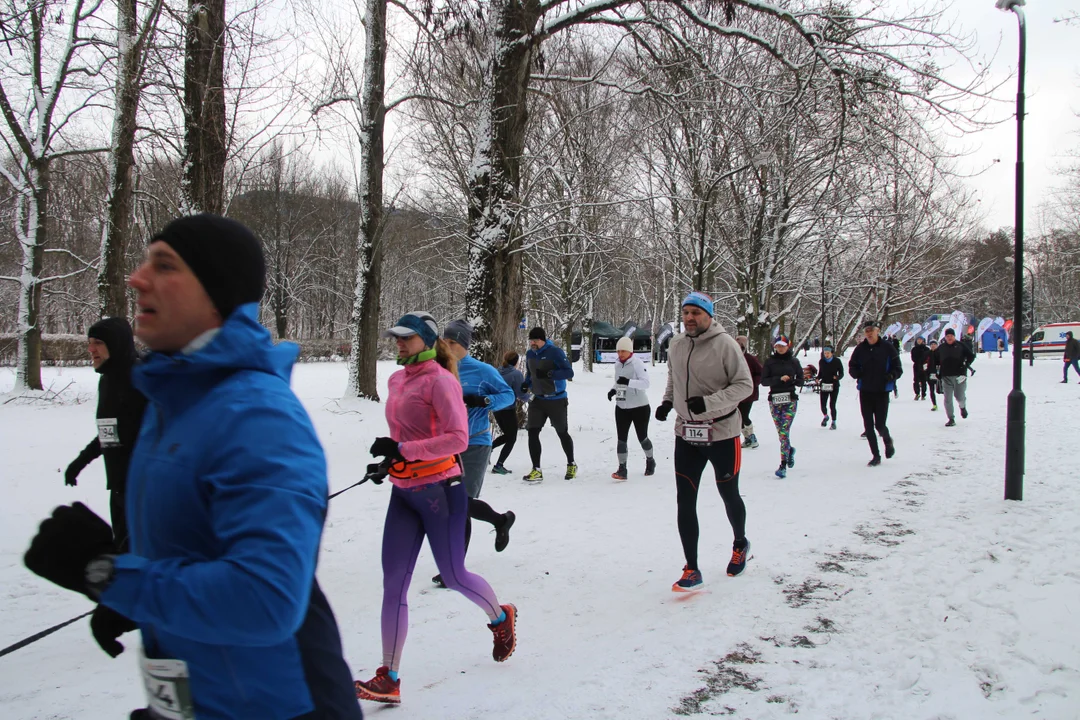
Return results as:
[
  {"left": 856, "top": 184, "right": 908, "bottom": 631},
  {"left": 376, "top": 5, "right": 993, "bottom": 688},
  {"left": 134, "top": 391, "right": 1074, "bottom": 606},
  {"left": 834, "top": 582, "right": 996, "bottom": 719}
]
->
[
  {"left": 1005, "top": 258, "right": 1035, "bottom": 367},
  {"left": 997, "top": 0, "right": 1026, "bottom": 501}
]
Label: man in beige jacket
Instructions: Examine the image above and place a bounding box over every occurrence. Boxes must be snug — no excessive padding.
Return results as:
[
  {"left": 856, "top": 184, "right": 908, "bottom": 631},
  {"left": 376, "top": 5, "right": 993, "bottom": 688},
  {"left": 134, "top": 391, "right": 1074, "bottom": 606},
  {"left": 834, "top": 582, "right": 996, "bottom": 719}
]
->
[{"left": 656, "top": 291, "right": 754, "bottom": 591}]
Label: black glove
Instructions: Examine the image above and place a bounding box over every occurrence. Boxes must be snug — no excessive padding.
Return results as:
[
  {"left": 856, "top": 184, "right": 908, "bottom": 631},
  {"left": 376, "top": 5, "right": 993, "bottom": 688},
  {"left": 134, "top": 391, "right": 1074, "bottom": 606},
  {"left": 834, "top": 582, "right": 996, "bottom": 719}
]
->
[
  {"left": 607, "top": 389, "right": 616, "bottom": 402},
  {"left": 369, "top": 437, "right": 402, "bottom": 461},
  {"left": 64, "top": 459, "right": 84, "bottom": 487},
  {"left": 655, "top": 401, "right": 673, "bottom": 421},
  {"left": 24, "top": 503, "right": 115, "bottom": 600},
  {"left": 616, "top": 376, "right": 630, "bottom": 386},
  {"left": 463, "top": 394, "right": 489, "bottom": 409},
  {"left": 130, "top": 710, "right": 152, "bottom": 720},
  {"left": 687, "top": 396, "right": 707, "bottom": 414},
  {"left": 362, "top": 462, "right": 388, "bottom": 485},
  {"left": 520, "top": 382, "right": 529, "bottom": 394},
  {"left": 968, "top": 367, "right": 976, "bottom": 376},
  {"left": 90, "top": 604, "right": 137, "bottom": 658}
]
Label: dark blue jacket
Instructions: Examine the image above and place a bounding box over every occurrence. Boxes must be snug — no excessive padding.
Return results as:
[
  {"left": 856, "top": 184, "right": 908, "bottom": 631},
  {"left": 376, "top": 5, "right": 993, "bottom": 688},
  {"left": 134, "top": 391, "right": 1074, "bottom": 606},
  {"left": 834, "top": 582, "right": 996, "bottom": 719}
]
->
[
  {"left": 458, "top": 355, "right": 515, "bottom": 446},
  {"left": 499, "top": 364, "right": 529, "bottom": 402},
  {"left": 848, "top": 338, "right": 903, "bottom": 393},
  {"left": 99, "top": 305, "right": 361, "bottom": 720},
  {"left": 524, "top": 341, "right": 574, "bottom": 400}
]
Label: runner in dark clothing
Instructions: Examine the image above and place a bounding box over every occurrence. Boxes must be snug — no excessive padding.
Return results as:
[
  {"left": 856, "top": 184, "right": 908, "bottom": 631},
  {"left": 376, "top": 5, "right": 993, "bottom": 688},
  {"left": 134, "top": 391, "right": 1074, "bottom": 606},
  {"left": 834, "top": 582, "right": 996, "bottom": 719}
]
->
[
  {"left": 910, "top": 337, "right": 931, "bottom": 401},
  {"left": 848, "top": 321, "right": 903, "bottom": 466},
  {"left": 817, "top": 345, "right": 844, "bottom": 429},
  {"left": 761, "top": 336, "right": 803, "bottom": 478},
  {"left": 65, "top": 318, "right": 147, "bottom": 552},
  {"left": 490, "top": 351, "right": 529, "bottom": 474},
  {"left": 927, "top": 340, "right": 940, "bottom": 410},
  {"left": 735, "top": 336, "right": 762, "bottom": 449}
]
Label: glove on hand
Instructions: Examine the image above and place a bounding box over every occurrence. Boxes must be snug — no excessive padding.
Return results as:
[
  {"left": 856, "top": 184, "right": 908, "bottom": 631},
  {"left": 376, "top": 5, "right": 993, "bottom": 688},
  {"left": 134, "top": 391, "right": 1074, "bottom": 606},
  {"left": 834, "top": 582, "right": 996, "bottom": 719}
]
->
[
  {"left": 655, "top": 401, "right": 673, "bottom": 421},
  {"left": 607, "top": 389, "right": 616, "bottom": 402},
  {"left": 64, "top": 460, "right": 83, "bottom": 487},
  {"left": 24, "top": 502, "right": 114, "bottom": 600},
  {"left": 687, "top": 396, "right": 707, "bottom": 414},
  {"left": 462, "top": 394, "right": 489, "bottom": 409},
  {"left": 369, "top": 437, "right": 402, "bottom": 461},
  {"left": 91, "top": 604, "right": 137, "bottom": 658},
  {"left": 616, "top": 376, "right": 630, "bottom": 386},
  {"left": 520, "top": 382, "right": 529, "bottom": 394}
]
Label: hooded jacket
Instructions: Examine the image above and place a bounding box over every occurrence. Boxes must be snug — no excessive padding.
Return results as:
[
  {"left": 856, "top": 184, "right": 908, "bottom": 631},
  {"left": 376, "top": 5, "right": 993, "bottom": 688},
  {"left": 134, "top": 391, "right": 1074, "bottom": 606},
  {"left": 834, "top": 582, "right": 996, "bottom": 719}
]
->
[
  {"left": 71, "top": 318, "right": 147, "bottom": 492},
  {"left": 612, "top": 355, "right": 651, "bottom": 410},
  {"left": 910, "top": 342, "right": 932, "bottom": 375},
  {"left": 663, "top": 320, "right": 753, "bottom": 442},
  {"left": 848, "top": 337, "right": 903, "bottom": 393},
  {"left": 525, "top": 340, "right": 574, "bottom": 400},
  {"left": 761, "top": 351, "right": 804, "bottom": 398},
  {"left": 1065, "top": 336, "right": 1080, "bottom": 362},
  {"left": 98, "top": 304, "right": 361, "bottom": 720},
  {"left": 742, "top": 352, "right": 763, "bottom": 403},
  {"left": 457, "top": 354, "right": 515, "bottom": 446},
  {"left": 498, "top": 364, "right": 529, "bottom": 402},
  {"left": 935, "top": 338, "right": 976, "bottom": 377}
]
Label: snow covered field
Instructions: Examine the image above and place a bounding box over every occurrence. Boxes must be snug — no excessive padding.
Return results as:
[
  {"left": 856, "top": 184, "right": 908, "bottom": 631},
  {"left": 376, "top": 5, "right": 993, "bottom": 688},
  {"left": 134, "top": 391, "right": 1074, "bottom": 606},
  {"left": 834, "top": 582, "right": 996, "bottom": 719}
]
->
[{"left": 1, "top": 352, "right": 1078, "bottom": 719}]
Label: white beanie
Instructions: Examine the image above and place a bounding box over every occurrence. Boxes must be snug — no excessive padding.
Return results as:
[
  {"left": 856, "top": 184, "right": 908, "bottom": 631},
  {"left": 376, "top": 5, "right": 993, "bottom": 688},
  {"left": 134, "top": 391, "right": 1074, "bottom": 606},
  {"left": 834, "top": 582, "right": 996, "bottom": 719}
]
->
[{"left": 616, "top": 337, "right": 634, "bottom": 353}]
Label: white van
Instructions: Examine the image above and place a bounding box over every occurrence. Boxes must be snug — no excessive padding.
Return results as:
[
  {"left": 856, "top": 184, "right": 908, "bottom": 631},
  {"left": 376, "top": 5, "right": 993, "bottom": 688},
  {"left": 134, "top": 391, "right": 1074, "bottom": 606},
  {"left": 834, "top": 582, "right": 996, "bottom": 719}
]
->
[{"left": 1021, "top": 323, "right": 1080, "bottom": 358}]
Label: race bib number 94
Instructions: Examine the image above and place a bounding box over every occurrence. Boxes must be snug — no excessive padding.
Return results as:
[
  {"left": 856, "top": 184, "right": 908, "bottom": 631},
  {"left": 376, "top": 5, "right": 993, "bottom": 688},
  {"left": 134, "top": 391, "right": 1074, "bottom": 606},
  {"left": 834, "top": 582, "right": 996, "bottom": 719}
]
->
[
  {"left": 97, "top": 418, "right": 120, "bottom": 448},
  {"left": 140, "top": 652, "right": 195, "bottom": 720}
]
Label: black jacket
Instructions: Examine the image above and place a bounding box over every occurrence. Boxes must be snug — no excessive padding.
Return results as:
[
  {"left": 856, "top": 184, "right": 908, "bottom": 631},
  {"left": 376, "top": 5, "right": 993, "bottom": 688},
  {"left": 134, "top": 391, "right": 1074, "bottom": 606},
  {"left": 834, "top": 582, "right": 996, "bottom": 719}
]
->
[
  {"left": 848, "top": 338, "right": 903, "bottom": 393},
  {"left": 71, "top": 318, "right": 147, "bottom": 492},
  {"left": 1065, "top": 337, "right": 1080, "bottom": 361},
  {"left": 934, "top": 339, "right": 975, "bottom": 378},
  {"left": 910, "top": 343, "right": 932, "bottom": 375},
  {"left": 761, "top": 352, "right": 804, "bottom": 398},
  {"left": 818, "top": 356, "right": 845, "bottom": 385}
]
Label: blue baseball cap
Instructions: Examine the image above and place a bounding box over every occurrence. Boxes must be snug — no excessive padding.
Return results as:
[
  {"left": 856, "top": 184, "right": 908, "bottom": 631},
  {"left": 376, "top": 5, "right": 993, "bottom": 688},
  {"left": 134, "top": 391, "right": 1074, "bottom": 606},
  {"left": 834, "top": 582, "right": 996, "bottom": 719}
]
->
[
  {"left": 682, "top": 291, "right": 714, "bottom": 317},
  {"left": 383, "top": 311, "right": 439, "bottom": 348}
]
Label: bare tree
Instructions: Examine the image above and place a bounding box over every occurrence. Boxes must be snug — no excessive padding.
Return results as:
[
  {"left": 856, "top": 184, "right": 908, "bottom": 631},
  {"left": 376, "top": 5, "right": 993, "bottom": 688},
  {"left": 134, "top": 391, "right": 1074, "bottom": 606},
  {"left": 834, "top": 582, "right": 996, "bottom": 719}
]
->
[{"left": 182, "top": 0, "right": 227, "bottom": 214}]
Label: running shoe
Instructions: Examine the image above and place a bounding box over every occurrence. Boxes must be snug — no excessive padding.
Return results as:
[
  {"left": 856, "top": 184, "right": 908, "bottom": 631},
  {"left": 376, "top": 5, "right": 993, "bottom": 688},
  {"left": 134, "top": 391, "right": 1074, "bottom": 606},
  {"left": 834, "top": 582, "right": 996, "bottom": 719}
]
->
[
  {"left": 960, "top": 407, "right": 968, "bottom": 419},
  {"left": 931, "top": 404, "right": 938, "bottom": 411},
  {"left": 821, "top": 416, "right": 828, "bottom": 427},
  {"left": 611, "top": 465, "right": 628, "bottom": 481},
  {"left": 491, "top": 464, "right": 511, "bottom": 475},
  {"left": 945, "top": 419, "right": 956, "bottom": 427},
  {"left": 741, "top": 436, "right": 752, "bottom": 448},
  {"left": 787, "top": 447, "right": 796, "bottom": 468},
  {"left": 523, "top": 468, "right": 543, "bottom": 482},
  {"left": 355, "top": 667, "right": 400, "bottom": 704},
  {"left": 564, "top": 463, "right": 578, "bottom": 480},
  {"left": 883, "top": 438, "right": 895, "bottom": 460},
  {"left": 727, "top": 540, "right": 750, "bottom": 577},
  {"left": 672, "top": 565, "right": 703, "bottom": 592},
  {"left": 775, "top": 464, "right": 787, "bottom": 479},
  {"left": 432, "top": 574, "right": 446, "bottom": 588},
  {"left": 868, "top": 456, "right": 881, "bottom": 467},
  {"left": 748, "top": 434, "right": 759, "bottom": 448},
  {"left": 489, "top": 604, "right": 517, "bottom": 662},
  {"left": 644, "top": 457, "right": 656, "bottom": 476},
  {"left": 830, "top": 421, "right": 836, "bottom": 431},
  {"left": 495, "top": 511, "right": 515, "bottom": 553}
]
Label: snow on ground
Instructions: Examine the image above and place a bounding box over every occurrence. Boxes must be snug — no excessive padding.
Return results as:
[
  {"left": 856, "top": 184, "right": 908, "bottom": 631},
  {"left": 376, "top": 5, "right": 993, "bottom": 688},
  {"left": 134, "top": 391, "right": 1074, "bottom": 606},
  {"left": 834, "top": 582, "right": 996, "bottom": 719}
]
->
[{"left": 1, "top": 352, "right": 1079, "bottom": 719}]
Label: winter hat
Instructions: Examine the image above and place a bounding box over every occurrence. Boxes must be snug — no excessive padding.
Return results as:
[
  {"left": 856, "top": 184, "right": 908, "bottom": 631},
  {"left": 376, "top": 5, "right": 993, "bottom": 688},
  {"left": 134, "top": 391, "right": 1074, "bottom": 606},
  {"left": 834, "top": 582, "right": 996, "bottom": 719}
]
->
[
  {"left": 443, "top": 319, "right": 473, "bottom": 349},
  {"left": 87, "top": 317, "right": 138, "bottom": 372},
  {"left": 944, "top": 328, "right": 956, "bottom": 336},
  {"left": 863, "top": 320, "right": 881, "bottom": 329},
  {"left": 383, "top": 311, "right": 439, "bottom": 348},
  {"left": 822, "top": 345, "right": 834, "bottom": 353},
  {"left": 151, "top": 214, "right": 265, "bottom": 320},
  {"left": 529, "top": 327, "right": 547, "bottom": 341},
  {"left": 681, "top": 291, "right": 714, "bottom": 317},
  {"left": 616, "top": 337, "right": 634, "bottom": 353},
  {"left": 774, "top": 335, "right": 790, "bottom": 347},
  {"left": 735, "top": 335, "right": 748, "bottom": 351}
]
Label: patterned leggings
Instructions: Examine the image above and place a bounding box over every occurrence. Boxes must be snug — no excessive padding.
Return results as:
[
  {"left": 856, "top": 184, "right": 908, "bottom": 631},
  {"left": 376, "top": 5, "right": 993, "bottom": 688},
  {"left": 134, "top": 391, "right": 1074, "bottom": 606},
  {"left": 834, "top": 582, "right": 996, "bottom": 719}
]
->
[{"left": 769, "top": 399, "right": 797, "bottom": 463}]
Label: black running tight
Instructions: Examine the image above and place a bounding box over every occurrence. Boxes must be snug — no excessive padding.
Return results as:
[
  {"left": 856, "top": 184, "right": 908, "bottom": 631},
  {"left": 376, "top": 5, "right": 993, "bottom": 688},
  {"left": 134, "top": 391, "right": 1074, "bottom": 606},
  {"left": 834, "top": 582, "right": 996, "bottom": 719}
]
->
[
  {"left": 819, "top": 388, "right": 838, "bottom": 420},
  {"left": 674, "top": 436, "right": 746, "bottom": 571},
  {"left": 490, "top": 406, "right": 518, "bottom": 466}
]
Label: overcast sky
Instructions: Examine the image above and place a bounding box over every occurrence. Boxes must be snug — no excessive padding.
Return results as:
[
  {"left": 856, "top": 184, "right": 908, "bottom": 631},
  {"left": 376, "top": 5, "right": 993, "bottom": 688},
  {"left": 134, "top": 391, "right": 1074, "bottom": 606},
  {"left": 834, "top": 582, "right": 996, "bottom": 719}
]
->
[{"left": 946, "top": 0, "right": 1079, "bottom": 232}]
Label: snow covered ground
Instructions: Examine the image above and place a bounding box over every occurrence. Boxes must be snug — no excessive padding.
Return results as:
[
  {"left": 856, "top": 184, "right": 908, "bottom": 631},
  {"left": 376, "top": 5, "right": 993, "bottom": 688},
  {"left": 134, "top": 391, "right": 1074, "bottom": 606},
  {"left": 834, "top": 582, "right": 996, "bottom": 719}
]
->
[{"left": 1, "top": 352, "right": 1078, "bottom": 719}]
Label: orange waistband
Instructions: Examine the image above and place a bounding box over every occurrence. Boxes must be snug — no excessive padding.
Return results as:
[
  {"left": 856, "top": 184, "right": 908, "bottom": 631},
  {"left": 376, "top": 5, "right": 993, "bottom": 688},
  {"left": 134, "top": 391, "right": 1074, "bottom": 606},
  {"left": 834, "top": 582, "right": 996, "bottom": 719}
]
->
[{"left": 388, "top": 455, "right": 460, "bottom": 480}]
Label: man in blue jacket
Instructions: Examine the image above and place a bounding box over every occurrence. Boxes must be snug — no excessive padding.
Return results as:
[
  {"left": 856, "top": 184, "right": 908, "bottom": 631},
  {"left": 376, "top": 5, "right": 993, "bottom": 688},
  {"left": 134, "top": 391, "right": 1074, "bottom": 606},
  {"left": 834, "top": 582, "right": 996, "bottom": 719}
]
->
[
  {"left": 848, "top": 320, "right": 903, "bottom": 467},
  {"left": 24, "top": 214, "right": 362, "bottom": 720},
  {"left": 522, "top": 327, "right": 576, "bottom": 482},
  {"left": 431, "top": 320, "right": 516, "bottom": 587}
]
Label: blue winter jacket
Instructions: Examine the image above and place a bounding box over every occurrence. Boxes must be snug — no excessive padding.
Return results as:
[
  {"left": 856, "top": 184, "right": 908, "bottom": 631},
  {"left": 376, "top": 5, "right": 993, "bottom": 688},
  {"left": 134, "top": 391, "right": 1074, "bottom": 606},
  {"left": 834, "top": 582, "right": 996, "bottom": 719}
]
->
[
  {"left": 458, "top": 355, "right": 515, "bottom": 446},
  {"left": 99, "top": 304, "right": 361, "bottom": 720},
  {"left": 498, "top": 364, "right": 529, "bottom": 402},
  {"left": 524, "top": 341, "right": 575, "bottom": 400}
]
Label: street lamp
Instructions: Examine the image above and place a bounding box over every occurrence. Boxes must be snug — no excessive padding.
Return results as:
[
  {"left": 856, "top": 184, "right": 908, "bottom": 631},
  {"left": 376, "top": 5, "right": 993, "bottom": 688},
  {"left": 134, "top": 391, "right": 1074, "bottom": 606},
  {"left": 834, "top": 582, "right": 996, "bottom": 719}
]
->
[
  {"left": 1005, "top": 257, "right": 1035, "bottom": 367},
  {"left": 997, "top": 0, "right": 1026, "bottom": 501}
]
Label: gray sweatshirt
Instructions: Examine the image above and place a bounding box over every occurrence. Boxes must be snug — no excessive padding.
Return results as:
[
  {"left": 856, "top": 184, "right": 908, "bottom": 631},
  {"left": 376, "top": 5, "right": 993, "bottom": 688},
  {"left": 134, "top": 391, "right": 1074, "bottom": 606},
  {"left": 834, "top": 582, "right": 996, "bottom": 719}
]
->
[{"left": 612, "top": 356, "right": 650, "bottom": 409}]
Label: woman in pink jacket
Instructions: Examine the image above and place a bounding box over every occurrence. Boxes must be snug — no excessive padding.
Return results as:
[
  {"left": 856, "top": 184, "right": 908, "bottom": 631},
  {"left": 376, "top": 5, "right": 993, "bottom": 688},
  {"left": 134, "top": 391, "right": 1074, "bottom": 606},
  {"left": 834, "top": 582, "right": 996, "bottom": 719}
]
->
[{"left": 354, "top": 312, "right": 517, "bottom": 705}]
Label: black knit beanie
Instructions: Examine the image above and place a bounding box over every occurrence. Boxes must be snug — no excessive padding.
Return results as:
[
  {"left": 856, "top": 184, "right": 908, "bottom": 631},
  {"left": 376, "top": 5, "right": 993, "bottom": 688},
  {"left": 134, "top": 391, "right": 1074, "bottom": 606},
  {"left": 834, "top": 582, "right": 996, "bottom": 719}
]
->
[
  {"left": 151, "top": 214, "right": 265, "bottom": 320},
  {"left": 528, "top": 327, "right": 546, "bottom": 341}
]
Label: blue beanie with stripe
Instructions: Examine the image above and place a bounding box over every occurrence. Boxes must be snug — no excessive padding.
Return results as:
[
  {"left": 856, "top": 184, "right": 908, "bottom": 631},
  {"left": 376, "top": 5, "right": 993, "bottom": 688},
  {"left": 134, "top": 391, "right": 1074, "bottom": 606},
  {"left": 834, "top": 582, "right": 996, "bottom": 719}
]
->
[{"left": 682, "top": 291, "right": 714, "bottom": 318}]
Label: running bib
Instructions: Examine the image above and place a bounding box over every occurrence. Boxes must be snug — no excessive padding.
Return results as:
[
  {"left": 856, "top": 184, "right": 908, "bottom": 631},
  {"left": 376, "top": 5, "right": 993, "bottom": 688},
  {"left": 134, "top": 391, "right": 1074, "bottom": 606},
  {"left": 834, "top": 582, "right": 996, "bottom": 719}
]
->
[
  {"left": 681, "top": 422, "right": 713, "bottom": 444},
  {"left": 97, "top": 418, "right": 120, "bottom": 448},
  {"left": 955, "top": 376, "right": 966, "bottom": 384},
  {"left": 616, "top": 387, "right": 627, "bottom": 401},
  {"left": 928, "top": 373, "right": 937, "bottom": 380},
  {"left": 820, "top": 384, "right": 833, "bottom": 393},
  {"left": 770, "top": 392, "right": 793, "bottom": 406},
  {"left": 140, "top": 652, "right": 195, "bottom": 720}
]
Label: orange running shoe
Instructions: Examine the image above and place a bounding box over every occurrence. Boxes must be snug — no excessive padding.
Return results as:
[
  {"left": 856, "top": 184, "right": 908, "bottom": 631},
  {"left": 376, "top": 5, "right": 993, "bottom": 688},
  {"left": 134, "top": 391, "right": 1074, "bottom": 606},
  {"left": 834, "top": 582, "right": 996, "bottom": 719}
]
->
[
  {"left": 355, "top": 666, "right": 400, "bottom": 704},
  {"left": 489, "top": 603, "right": 517, "bottom": 662},
  {"left": 672, "top": 565, "right": 703, "bottom": 592},
  {"left": 727, "top": 540, "right": 751, "bottom": 577}
]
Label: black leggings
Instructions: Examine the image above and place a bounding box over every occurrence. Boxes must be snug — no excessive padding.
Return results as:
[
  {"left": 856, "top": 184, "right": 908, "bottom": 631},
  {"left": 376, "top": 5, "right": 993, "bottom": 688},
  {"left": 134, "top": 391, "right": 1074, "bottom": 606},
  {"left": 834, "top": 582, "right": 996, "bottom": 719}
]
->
[
  {"left": 737, "top": 400, "right": 754, "bottom": 428},
  {"left": 927, "top": 378, "right": 938, "bottom": 405},
  {"left": 465, "top": 498, "right": 504, "bottom": 552},
  {"left": 615, "top": 404, "right": 651, "bottom": 443},
  {"left": 859, "top": 391, "right": 892, "bottom": 457},
  {"left": 674, "top": 436, "right": 746, "bottom": 571},
  {"left": 913, "top": 369, "right": 927, "bottom": 397},
  {"left": 490, "top": 406, "right": 518, "bottom": 465},
  {"left": 819, "top": 388, "right": 838, "bottom": 420}
]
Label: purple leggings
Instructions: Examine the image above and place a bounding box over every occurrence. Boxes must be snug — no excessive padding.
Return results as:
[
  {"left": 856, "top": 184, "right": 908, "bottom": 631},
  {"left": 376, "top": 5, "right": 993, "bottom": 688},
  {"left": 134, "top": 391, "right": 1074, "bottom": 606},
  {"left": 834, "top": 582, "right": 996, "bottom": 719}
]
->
[{"left": 380, "top": 479, "right": 501, "bottom": 671}]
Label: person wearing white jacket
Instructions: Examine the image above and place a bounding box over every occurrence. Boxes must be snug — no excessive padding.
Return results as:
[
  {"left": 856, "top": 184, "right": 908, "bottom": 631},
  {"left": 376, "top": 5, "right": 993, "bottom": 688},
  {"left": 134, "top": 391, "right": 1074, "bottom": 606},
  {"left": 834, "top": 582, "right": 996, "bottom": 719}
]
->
[{"left": 607, "top": 336, "right": 656, "bottom": 480}]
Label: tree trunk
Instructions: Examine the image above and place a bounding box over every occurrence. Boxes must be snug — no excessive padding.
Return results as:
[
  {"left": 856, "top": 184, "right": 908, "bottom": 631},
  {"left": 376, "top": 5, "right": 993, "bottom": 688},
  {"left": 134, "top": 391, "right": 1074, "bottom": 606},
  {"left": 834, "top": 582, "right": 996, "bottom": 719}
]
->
[
  {"left": 182, "top": 0, "right": 226, "bottom": 215},
  {"left": 464, "top": 0, "right": 540, "bottom": 365},
  {"left": 582, "top": 295, "right": 594, "bottom": 373},
  {"left": 99, "top": 0, "right": 152, "bottom": 317},
  {"left": 15, "top": 161, "right": 49, "bottom": 391},
  {"left": 345, "top": 0, "right": 386, "bottom": 400}
]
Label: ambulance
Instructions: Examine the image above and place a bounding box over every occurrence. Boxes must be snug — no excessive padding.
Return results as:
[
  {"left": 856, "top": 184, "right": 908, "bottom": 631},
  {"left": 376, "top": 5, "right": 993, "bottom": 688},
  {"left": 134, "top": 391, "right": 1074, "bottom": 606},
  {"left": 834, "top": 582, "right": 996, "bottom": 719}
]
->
[{"left": 1021, "top": 323, "right": 1080, "bottom": 358}]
